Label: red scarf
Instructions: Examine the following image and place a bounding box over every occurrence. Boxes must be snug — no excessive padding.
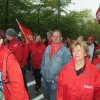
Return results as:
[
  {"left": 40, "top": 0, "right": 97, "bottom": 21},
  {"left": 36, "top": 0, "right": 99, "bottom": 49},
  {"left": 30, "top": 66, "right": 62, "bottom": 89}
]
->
[
  {"left": 50, "top": 43, "right": 62, "bottom": 59},
  {"left": 48, "top": 40, "right": 52, "bottom": 45}
]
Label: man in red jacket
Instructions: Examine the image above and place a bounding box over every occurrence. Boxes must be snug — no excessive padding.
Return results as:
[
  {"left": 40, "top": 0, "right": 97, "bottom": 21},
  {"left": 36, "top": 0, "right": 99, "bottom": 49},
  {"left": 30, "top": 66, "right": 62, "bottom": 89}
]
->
[
  {"left": 5, "top": 28, "right": 23, "bottom": 65},
  {"left": 5, "top": 28, "right": 29, "bottom": 90},
  {"left": 31, "top": 35, "right": 46, "bottom": 92},
  {"left": 21, "top": 39, "right": 30, "bottom": 90},
  {"left": 0, "top": 33, "right": 29, "bottom": 100}
]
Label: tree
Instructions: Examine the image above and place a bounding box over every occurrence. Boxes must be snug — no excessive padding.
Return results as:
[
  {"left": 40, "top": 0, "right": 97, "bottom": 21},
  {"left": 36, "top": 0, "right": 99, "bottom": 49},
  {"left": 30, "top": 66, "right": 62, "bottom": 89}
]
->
[{"left": 0, "top": 0, "right": 33, "bottom": 30}]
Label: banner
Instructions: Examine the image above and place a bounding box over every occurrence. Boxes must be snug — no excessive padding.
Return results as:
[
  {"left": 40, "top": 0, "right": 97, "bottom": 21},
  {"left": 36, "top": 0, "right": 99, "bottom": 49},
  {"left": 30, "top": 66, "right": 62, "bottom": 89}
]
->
[
  {"left": 96, "top": 5, "right": 100, "bottom": 24},
  {"left": 16, "top": 19, "right": 33, "bottom": 43}
]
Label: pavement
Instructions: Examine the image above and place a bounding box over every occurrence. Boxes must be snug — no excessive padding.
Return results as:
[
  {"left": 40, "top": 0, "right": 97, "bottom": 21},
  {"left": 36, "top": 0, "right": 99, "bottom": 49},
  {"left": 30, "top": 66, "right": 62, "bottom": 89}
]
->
[{"left": 26, "top": 69, "right": 44, "bottom": 100}]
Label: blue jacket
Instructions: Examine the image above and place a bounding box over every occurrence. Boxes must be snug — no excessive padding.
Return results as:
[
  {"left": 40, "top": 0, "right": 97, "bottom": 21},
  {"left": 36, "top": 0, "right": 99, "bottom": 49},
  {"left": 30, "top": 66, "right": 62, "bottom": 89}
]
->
[{"left": 41, "top": 44, "right": 71, "bottom": 81}]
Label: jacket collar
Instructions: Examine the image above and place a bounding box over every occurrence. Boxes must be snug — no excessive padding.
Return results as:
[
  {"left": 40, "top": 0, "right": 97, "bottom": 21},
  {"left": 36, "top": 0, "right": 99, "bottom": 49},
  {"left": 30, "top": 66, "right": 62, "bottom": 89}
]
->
[
  {"left": 69, "top": 57, "right": 91, "bottom": 71},
  {"left": 0, "top": 46, "right": 4, "bottom": 52},
  {"left": 10, "top": 38, "right": 16, "bottom": 43}
]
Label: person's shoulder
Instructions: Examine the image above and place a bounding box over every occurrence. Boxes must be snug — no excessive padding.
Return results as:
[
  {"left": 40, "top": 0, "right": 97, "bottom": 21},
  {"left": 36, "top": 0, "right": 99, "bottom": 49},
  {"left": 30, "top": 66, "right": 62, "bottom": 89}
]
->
[
  {"left": 46, "top": 45, "right": 51, "bottom": 50},
  {"left": 12, "top": 40, "right": 21, "bottom": 47},
  {"left": 47, "top": 45, "right": 51, "bottom": 48},
  {"left": 43, "top": 45, "right": 51, "bottom": 53},
  {"left": 62, "top": 44, "right": 69, "bottom": 50},
  {"left": 61, "top": 44, "right": 70, "bottom": 55},
  {"left": 61, "top": 60, "right": 72, "bottom": 73},
  {"left": 41, "top": 43, "right": 46, "bottom": 50},
  {"left": 41, "top": 42, "right": 46, "bottom": 47},
  {"left": 88, "top": 63, "right": 99, "bottom": 75},
  {"left": 2, "top": 46, "right": 14, "bottom": 59},
  {"left": 88, "top": 63, "right": 97, "bottom": 69},
  {"left": 3, "top": 46, "right": 12, "bottom": 53}
]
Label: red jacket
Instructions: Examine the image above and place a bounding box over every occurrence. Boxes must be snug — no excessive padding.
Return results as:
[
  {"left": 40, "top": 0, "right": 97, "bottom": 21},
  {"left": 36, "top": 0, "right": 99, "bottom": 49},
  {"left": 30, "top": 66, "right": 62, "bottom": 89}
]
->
[
  {"left": 0, "top": 46, "right": 29, "bottom": 100},
  {"left": 21, "top": 41, "right": 30, "bottom": 67},
  {"left": 93, "top": 57, "right": 100, "bottom": 65},
  {"left": 31, "top": 42, "right": 46, "bottom": 69},
  {"left": 57, "top": 58, "right": 100, "bottom": 100},
  {"left": 48, "top": 40, "right": 52, "bottom": 45},
  {"left": 6, "top": 38, "right": 23, "bottom": 65}
]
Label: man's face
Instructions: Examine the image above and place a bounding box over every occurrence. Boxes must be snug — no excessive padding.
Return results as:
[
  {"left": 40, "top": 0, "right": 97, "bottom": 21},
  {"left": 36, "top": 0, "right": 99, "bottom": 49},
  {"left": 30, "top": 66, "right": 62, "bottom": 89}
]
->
[
  {"left": 52, "top": 32, "right": 62, "bottom": 44},
  {"left": 6, "top": 35, "right": 13, "bottom": 41},
  {"left": 77, "top": 37, "right": 83, "bottom": 41},
  {"left": 87, "top": 40, "right": 93, "bottom": 45},
  {"left": 47, "top": 34, "right": 52, "bottom": 41},
  {"left": 35, "top": 35, "right": 41, "bottom": 43}
]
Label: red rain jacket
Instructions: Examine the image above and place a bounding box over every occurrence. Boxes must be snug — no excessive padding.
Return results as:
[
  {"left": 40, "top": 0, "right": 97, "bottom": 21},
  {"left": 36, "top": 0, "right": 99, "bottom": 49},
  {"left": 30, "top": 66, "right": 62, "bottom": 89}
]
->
[
  {"left": 48, "top": 40, "right": 52, "bottom": 45},
  {"left": 93, "top": 57, "right": 100, "bottom": 66},
  {"left": 6, "top": 38, "right": 23, "bottom": 65},
  {"left": 21, "top": 41, "right": 30, "bottom": 67},
  {"left": 57, "top": 58, "right": 100, "bottom": 100},
  {"left": 0, "top": 46, "right": 29, "bottom": 100},
  {"left": 31, "top": 42, "right": 46, "bottom": 69}
]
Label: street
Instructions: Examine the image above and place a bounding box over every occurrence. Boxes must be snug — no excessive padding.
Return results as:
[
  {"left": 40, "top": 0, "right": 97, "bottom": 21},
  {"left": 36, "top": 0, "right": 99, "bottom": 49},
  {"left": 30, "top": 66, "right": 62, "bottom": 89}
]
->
[{"left": 26, "top": 69, "right": 44, "bottom": 100}]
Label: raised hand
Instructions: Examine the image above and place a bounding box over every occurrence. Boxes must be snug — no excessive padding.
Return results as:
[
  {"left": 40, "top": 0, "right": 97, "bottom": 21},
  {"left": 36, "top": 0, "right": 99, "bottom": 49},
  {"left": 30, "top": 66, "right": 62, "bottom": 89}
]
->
[{"left": 0, "top": 39, "right": 3, "bottom": 46}]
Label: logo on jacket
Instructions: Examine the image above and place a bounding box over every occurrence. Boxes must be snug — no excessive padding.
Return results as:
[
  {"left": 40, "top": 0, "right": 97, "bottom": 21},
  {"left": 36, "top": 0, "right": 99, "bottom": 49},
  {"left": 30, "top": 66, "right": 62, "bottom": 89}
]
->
[
  {"left": 84, "top": 84, "right": 93, "bottom": 89},
  {"left": 14, "top": 44, "right": 18, "bottom": 47}
]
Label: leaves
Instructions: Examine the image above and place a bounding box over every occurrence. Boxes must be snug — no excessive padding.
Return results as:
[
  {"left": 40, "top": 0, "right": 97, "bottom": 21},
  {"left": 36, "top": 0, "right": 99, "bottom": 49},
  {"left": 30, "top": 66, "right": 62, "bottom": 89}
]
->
[{"left": 0, "top": 0, "right": 100, "bottom": 42}]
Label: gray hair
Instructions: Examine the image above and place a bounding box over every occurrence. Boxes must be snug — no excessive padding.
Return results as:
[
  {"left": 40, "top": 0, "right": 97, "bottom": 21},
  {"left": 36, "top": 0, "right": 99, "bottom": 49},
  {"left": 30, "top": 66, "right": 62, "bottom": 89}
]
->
[{"left": 71, "top": 40, "right": 89, "bottom": 57}]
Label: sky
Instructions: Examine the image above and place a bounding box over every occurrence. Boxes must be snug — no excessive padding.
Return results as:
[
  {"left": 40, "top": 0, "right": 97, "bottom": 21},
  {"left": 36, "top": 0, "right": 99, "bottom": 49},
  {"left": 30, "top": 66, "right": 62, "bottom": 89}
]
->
[{"left": 68, "top": 0, "right": 100, "bottom": 17}]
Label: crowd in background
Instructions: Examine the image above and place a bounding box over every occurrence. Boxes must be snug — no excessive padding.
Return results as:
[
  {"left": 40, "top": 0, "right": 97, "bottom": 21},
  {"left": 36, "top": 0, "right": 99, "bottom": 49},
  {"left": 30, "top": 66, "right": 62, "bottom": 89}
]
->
[{"left": 0, "top": 28, "right": 100, "bottom": 100}]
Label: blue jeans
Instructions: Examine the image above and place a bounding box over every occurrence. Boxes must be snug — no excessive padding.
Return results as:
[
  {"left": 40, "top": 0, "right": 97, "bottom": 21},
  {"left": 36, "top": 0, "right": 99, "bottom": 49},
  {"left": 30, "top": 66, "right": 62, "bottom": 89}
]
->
[{"left": 42, "top": 79, "right": 57, "bottom": 100}]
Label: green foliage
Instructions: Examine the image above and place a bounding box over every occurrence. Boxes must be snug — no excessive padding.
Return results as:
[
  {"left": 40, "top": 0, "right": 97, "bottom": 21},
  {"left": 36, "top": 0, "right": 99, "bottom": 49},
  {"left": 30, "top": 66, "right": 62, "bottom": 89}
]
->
[{"left": 0, "top": 0, "right": 100, "bottom": 42}]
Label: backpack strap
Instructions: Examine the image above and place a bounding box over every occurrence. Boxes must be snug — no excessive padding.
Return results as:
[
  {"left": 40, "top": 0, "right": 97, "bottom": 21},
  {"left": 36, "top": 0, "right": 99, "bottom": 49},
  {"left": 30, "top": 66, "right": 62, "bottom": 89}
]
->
[{"left": 2, "top": 52, "right": 12, "bottom": 84}]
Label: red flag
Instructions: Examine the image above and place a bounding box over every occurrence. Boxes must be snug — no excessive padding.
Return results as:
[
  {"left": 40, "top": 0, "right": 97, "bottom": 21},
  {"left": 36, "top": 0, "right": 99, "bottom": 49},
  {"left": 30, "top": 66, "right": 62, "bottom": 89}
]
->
[
  {"left": 16, "top": 19, "right": 33, "bottom": 43},
  {"left": 96, "top": 5, "right": 100, "bottom": 24}
]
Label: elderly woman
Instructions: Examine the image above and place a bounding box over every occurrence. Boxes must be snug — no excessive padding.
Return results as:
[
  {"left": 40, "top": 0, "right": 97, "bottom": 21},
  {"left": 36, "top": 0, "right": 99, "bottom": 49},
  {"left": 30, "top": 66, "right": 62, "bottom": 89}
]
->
[{"left": 57, "top": 41, "right": 100, "bottom": 100}]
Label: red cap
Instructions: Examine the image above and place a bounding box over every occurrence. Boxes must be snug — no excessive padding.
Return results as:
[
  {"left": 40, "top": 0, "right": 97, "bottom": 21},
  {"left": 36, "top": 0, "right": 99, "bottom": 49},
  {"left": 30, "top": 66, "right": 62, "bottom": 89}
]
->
[{"left": 87, "top": 36, "right": 94, "bottom": 41}]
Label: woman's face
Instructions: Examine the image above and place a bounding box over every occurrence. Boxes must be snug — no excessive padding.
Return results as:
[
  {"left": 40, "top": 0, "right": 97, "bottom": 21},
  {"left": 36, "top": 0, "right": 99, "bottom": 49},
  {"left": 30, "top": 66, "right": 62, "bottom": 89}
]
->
[{"left": 72, "top": 45, "right": 86, "bottom": 62}]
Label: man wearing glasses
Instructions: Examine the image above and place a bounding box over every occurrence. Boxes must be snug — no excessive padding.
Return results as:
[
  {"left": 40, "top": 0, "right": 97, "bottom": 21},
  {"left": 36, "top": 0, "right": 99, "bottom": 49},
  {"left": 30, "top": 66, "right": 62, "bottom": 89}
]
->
[{"left": 41, "top": 30, "right": 71, "bottom": 100}]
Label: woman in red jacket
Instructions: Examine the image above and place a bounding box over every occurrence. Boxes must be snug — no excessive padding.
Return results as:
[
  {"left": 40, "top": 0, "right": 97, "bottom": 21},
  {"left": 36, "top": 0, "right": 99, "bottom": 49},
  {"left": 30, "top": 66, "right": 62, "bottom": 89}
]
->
[
  {"left": 57, "top": 41, "right": 100, "bottom": 100},
  {"left": 0, "top": 34, "right": 29, "bottom": 100}
]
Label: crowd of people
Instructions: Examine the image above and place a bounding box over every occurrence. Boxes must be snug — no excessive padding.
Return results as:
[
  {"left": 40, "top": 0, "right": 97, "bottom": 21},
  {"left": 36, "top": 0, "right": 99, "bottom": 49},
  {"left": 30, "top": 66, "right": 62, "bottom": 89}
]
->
[{"left": 0, "top": 28, "right": 100, "bottom": 100}]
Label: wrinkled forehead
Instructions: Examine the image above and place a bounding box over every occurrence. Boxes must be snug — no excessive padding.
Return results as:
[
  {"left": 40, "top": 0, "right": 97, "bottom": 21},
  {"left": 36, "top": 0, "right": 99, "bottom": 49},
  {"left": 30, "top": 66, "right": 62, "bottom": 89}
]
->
[
  {"left": 47, "top": 33, "right": 52, "bottom": 37},
  {"left": 36, "top": 35, "right": 41, "bottom": 39},
  {"left": 52, "top": 32, "right": 61, "bottom": 36},
  {"left": 72, "top": 44, "right": 84, "bottom": 50}
]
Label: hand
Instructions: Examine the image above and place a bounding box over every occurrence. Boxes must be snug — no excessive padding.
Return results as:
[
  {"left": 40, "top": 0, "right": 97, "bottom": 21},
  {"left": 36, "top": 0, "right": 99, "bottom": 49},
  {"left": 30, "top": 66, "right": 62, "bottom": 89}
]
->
[
  {"left": 0, "top": 39, "right": 3, "bottom": 46},
  {"left": 26, "top": 39, "right": 29, "bottom": 44}
]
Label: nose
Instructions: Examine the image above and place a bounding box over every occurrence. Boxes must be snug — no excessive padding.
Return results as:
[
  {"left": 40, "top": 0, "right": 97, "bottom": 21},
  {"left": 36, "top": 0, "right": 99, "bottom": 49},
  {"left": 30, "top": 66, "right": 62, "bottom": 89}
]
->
[{"left": 73, "top": 50, "right": 78, "bottom": 56}]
